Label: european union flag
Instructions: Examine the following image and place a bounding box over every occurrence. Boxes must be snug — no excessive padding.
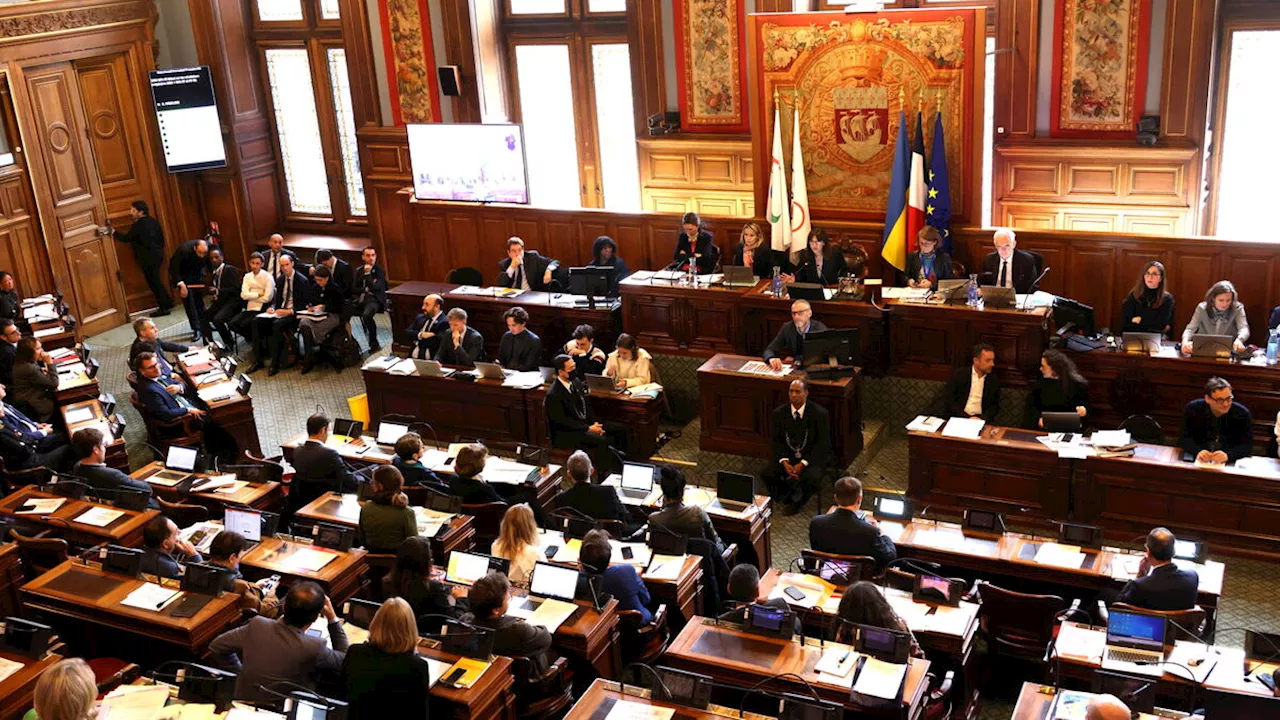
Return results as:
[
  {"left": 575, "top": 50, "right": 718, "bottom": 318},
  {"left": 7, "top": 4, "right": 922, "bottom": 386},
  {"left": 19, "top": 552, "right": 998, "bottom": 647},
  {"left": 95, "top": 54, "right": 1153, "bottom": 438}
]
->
[{"left": 926, "top": 111, "right": 952, "bottom": 254}]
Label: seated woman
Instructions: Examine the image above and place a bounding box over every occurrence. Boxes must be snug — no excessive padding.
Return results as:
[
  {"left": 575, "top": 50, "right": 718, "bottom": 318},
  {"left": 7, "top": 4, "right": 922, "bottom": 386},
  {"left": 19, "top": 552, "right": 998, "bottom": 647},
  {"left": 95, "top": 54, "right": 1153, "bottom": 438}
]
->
[
  {"left": 382, "top": 536, "right": 465, "bottom": 632},
  {"left": 789, "top": 229, "right": 847, "bottom": 285},
  {"left": 1181, "top": 280, "right": 1249, "bottom": 355},
  {"left": 358, "top": 466, "right": 417, "bottom": 553},
  {"left": 28, "top": 658, "right": 98, "bottom": 720},
  {"left": 1122, "top": 261, "right": 1176, "bottom": 337},
  {"left": 604, "top": 333, "right": 653, "bottom": 390},
  {"left": 1027, "top": 349, "right": 1090, "bottom": 428},
  {"left": 340, "top": 598, "right": 432, "bottom": 720},
  {"left": 833, "top": 582, "right": 925, "bottom": 659},
  {"left": 587, "top": 235, "right": 631, "bottom": 292},
  {"left": 732, "top": 222, "right": 787, "bottom": 278},
  {"left": 563, "top": 324, "right": 607, "bottom": 379},
  {"left": 491, "top": 503, "right": 542, "bottom": 585},
  {"left": 903, "top": 227, "right": 953, "bottom": 289},
  {"left": 673, "top": 212, "right": 716, "bottom": 274},
  {"left": 579, "top": 529, "right": 652, "bottom": 623}
]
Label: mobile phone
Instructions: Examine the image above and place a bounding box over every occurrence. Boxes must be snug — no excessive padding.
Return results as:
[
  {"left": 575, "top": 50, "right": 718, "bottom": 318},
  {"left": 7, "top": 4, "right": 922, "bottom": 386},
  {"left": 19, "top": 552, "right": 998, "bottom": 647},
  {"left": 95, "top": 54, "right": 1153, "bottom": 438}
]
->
[
  {"left": 784, "top": 586, "right": 806, "bottom": 601},
  {"left": 621, "top": 547, "right": 634, "bottom": 560},
  {"left": 544, "top": 545, "right": 559, "bottom": 559},
  {"left": 443, "top": 667, "right": 467, "bottom": 685},
  {"left": 1062, "top": 433, "right": 1075, "bottom": 443}
]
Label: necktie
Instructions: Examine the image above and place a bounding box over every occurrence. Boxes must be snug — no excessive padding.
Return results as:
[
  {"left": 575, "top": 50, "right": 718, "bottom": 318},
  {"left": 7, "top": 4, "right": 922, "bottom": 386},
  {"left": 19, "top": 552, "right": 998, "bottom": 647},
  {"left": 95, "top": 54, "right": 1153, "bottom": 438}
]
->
[
  {"left": 213, "top": 267, "right": 222, "bottom": 298},
  {"left": 515, "top": 264, "right": 525, "bottom": 290},
  {"left": 998, "top": 260, "right": 1008, "bottom": 288},
  {"left": 794, "top": 410, "right": 801, "bottom": 422},
  {"left": 284, "top": 277, "right": 292, "bottom": 309}
]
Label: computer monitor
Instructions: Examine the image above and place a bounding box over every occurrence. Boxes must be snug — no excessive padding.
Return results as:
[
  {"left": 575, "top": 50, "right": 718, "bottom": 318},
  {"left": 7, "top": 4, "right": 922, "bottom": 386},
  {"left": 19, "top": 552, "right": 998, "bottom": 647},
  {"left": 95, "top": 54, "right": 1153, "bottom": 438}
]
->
[
  {"left": 568, "top": 266, "right": 614, "bottom": 297},
  {"left": 854, "top": 624, "right": 912, "bottom": 664},
  {"left": 1054, "top": 296, "right": 1095, "bottom": 335},
  {"left": 181, "top": 562, "right": 234, "bottom": 596},
  {"left": 343, "top": 598, "right": 380, "bottom": 629},
  {"left": 1106, "top": 609, "right": 1167, "bottom": 653},
  {"left": 172, "top": 663, "right": 237, "bottom": 713},
  {"left": 621, "top": 462, "right": 657, "bottom": 492},
  {"left": 312, "top": 523, "right": 355, "bottom": 552},
  {"left": 166, "top": 444, "right": 199, "bottom": 472},
  {"left": 102, "top": 545, "right": 144, "bottom": 578},
  {"left": 332, "top": 418, "right": 363, "bottom": 440},
  {"left": 962, "top": 508, "right": 1004, "bottom": 534},
  {"left": 871, "top": 493, "right": 912, "bottom": 520},
  {"left": 1202, "top": 688, "right": 1280, "bottom": 718},
  {"left": 1092, "top": 670, "right": 1155, "bottom": 714},
  {"left": 113, "top": 488, "right": 150, "bottom": 512},
  {"left": 376, "top": 421, "right": 408, "bottom": 446},
  {"left": 445, "top": 552, "right": 509, "bottom": 586},
  {"left": 779, "top": 694, "right": 842, "bottom": 720},
  {"left": 1059, "top": 522, "right": 1104, "bottom": 548},
  {"left": 1, "top": 618, "right": 52, "bottom": 659},
  {"left": 529, "top": 562, "right": 579, "bottom": 602},
  {"left": 801, "top": 328, "right": 860, "bottom": 368},
  {"left": 716, "top": 471, "right": 756, "bottom": 505},
  {"left": 1174, "top": 538, "right": 1207, "bottom": 563},
  {"left": 224, "top": 507, "right": 262, "bottom": 542}
]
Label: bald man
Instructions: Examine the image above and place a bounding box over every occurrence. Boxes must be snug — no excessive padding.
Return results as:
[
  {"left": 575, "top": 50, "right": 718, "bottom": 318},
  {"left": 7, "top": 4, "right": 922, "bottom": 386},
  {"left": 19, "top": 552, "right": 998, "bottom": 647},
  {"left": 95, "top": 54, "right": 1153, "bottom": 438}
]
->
[
  {"left": 1085, "top": 694, "right": 1131, "bottom": 720},
  {"left": 406, "top": 294, "right": 448, "bottom": 359},
  {"left": 262, "top": 233, "right": 297, "bottom": 280}
]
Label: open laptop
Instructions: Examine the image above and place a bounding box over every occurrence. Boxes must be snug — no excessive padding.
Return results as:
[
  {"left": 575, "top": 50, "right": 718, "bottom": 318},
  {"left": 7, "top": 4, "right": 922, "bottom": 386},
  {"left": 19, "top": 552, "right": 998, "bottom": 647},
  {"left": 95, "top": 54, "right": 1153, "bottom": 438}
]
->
[
  {"left": 473, "top": 361, "right": 511, "bottom": 380},
  {"left": 223, "top": 507, "right": 266, "bottom": 548},
  {"left": 332, "top": 418, "right": 363, "bottom": 440},
  {"left": 1189, "top": 333, "right": 1234, "bottom": 358},
  {"left": 444, "top": 551, "right": 510, "bottom": 586},
  {"left": 413, "top": 359, "right": 453, "bottom": 377},
  {"left": 979, "top": 285, "right": 1016, "bottom": 308},
  {"left": 935, "top": 279, "right": 969, "bottom": 304},
  {"left": 712, "top": 471, "right": 755, "bottom": 512},
  {"left": 525, "top": 562, "right": 580, "bottom": 605},
  {"left": 1122, "top": 332, "right": 1162, "bottom": 354},
  {"left": 146, "top": 445, "right": 200, "bottom": 485},
  {"left": 1101, "top": 609, "right": 1168, "bottom": 677},
  {"left": 721, "top": 265, "right": 756, "bottom": 287},
  {"left": 618, "top": 462, "right": 657, "bottom": 501},
  {"left": 376, "top": 421, "right": 409, "bottom": 448},
  {"left": 585, "top": 374, "right": 621, "bottom": 394}
]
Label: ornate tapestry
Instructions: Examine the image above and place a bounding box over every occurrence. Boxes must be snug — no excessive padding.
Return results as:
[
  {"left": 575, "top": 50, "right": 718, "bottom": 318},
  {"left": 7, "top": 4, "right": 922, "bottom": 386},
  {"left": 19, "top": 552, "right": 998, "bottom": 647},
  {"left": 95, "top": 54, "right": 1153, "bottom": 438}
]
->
[
  {"left": 379, "top": 0, "right": 440, "bottom": 124},
  {"left": 673, "top": 0, "right": 748, "bottom": 133},
  {"left": 752, "top": 10, "right": 981, "bottom": 221},
  {"left": 1050, "top": 0, "right": 1150, "bottom": 138}
]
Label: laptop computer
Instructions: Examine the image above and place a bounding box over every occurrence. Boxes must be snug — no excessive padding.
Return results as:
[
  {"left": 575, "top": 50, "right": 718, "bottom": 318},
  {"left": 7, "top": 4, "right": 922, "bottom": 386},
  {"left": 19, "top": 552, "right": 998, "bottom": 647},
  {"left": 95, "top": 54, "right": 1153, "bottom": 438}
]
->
[
  {"left": 1189, "top": 333, "right": 1234, "bottom": 358},
  {"left": 935, "top": 279, "right": 970, "bottom": 304},
  {"left": 148, "top": 445, "right": 200, "bottom": 485},
  {"left": 224, "top": 506, "right": 267, "bottom": 548},
  {"left": 1101, "top": 609, "right": 1168, "bottom": 677},
  {"left": 332, "top": 418, "right": 363, "bottom": 440},
  {"left": 444, "top": 551, "right": 510, "bottom": 586},
  {"left": 473, "top": 362, "right": 510, "bottom": 380},
  {"left": 413, "top": 359, "right": 453, "bottom": 377},
  {"left": 721, "top": 265, "right": 757, "bottom": 287},
  {"left": 618, "top": 462, "right": 657, "bottom": 501},
  {"left": 712, "top": 471, "right": 755, "bottom": 511},
  {"left": 376, "top": 421, "right": 409, "bottom": 448},
  {"left": 585, "top": 374, "right": 620, "bottom": 394},
  {"left": 528, "top": 562, "right": 579, "bottom": 602},
  {"left": 1122, "top": 332, "right": 1162, "bottom": 354},
  {"left": 979, "top": 285, "right": 1016, "bottom": 308}
]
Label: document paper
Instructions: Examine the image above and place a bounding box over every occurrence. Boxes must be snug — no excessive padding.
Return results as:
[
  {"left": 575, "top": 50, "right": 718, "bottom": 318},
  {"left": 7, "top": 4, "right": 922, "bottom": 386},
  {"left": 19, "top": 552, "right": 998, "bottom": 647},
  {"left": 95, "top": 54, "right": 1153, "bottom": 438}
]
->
[
  {"left": 940, "top": 417, "right": 985, "bottom": 439},
  {"left": 121, "top": 583, "right": 182, "bottom": 612},
  {"left": 604, "top": 701, "right": 675, "bottom": 720},
  {"left": 853, "top": 657, "right": 907, "bottom": 700},
  {"left": 74, "top": 507, "right": 126, "bottom": 527}
]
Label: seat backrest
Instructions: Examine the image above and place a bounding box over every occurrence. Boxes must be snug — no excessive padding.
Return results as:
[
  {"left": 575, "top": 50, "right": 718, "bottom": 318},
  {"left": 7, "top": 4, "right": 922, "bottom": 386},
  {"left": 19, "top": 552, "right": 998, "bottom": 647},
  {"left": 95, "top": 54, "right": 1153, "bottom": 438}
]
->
[
  {"left": 1112, "top": 602, "right": 1207, "bottom": 642},
  {"left": 801, "top": 548, "right": 877, "bottom": 585},
  {"left": 9, "top": 528, "right": 68, "bottom": 578},
  {"left": 1119, "top": 414, "right": 1163, "bottom": 444},
  {"left": 462, "top": 501, "right": 509, "bottom": 551},
  {"left": 951, "top": 260, "right": 968, "bottom": 279},
  {"left": 239, "top": 450, "right": 285, "bottom": 485},
  {"left": 448, "top": 267, "right": 483, "bottom": 286},
  {"left": 158, "top": 497, "right": 209, "bottom": 527},
  {"left": 977, "top": 581, "right": 1065, "bottom": 653}
]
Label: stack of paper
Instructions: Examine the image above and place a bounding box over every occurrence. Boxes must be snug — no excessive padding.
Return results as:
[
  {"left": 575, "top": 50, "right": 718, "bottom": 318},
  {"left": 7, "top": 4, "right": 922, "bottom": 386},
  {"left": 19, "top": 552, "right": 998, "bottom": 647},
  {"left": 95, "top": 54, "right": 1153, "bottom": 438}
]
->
[
  {"left": 906, "top": 416, "right": 944, "bottom": 433},
  {"left": 387, "top": 358, "right": 418, "bottom": 375},
  {"left": 283, "top": 547, "right": 337, "bottom": 573},
  {"left": 75, "top": 507, "right": 125, "bottom": 526},
  {"left": 16, "top": 497, "right": 65, "bottom": 515},
  {"left": 423, "top": 657, "right": 453, "bottom": 687},
  {"left": 1054, "top": 622, "right": 1105, "bottom": 662},
  {"left": 33, "top": 327, "right": 63, "bottom": 338},
  {"left": 1090, "top": 430, "right": 1132, "bottom": 448},
  {"left": 503, "top": 370, "right": 544, "bottom": 389},
  {"left": 99, "top": 684, "right": 172, "bottom": 720},
  {"left": 190, "top": 474, "right": 239, "bottom": 493},
  {"left": 196, "top": 379, "right": 239, "bottom": 403},
  {"left": 507, "top": 597, "right": 576, "bottom": 633},
  {"left": 121, "top": 583, "right": 181, "bottom": 612},
  {"left": 852, "top": 657, "right": 907, "bottom": 700},
  {"left": 362, "top": 355, "right": 400, "bottom": 372},
  {"left": 880, "top": 287, "right": 931, "bottom": 301},
  {"left": 940, "top": 417, "right": 985, "bottom": 439},
  {"left": 912, "top": 526, "right": 966, "bottom": 551},
  {"left": 65, "top": 406, "right": 96, "bottom": 424},
  {"left": 737, "top": 360, "right": 792, "bottom": 376},
  {"left": 814, "top": 646, "right": 859, "bottom": 678},
  {"left": 1034, "top": 543, "right": 1086, "bottom": 569},
  {"left": 603, "top": 700, "right": 675, "bottom": 720},
  {"left": 643, "top": 555, "right": 684, "bottom": 581}
]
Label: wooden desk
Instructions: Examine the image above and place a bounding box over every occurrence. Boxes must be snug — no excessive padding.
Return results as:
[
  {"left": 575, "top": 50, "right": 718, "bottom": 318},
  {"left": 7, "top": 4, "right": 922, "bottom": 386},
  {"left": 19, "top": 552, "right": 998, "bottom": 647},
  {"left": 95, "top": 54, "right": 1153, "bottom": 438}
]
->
[
  {"left": 419, "top": 643, "right": 516, "bottom": 720},
  {"left": 1008, "top": 682, "right": 1182, "bottom": 720},
  {"left": 0, "top": 487, "right": 157, "bottom": 547},
  {"left": 294, "top": 491, "right": 476, "bottom": 559},
  {"left": 0, "top": 648, "right": 60, "bottom": 720},
  {"left": 61, "top": 399, "right": 127, "bottom": 471},
  {"left": 619, "top": 275, "right": 747, "bottom": 357},
  {"left": 697, "top": 353, "right": 864, "bottom": 465},
  {"left": 237, "top": 537, "right": 367, "bottom": 604},
  {"left": 565, "top": 678, "right": 751, "bottom": 720},
  {"left": 907, "top": 424, "right": 1074, "bottom": 520},
  {"left": 662, "top": 616, "right": 930, "bottom": 718},
  {"left": 54, "top": 368, "right": 98, "bottom": 406},
  {"left": 177, "top": 349, "right": 262, "bottom": 455},
  {"left": 1070, "top": 344, "right": 1280, "bottom": 446},
  {"left": 738, "top": 281, "right": 891, "bottom": 375},
  {"left": 20, "top": 560, "right": 239, "bottom": 655},
  {"left": 387, "top": 281, "right": 622, "bottom": 364},
  {"left": 0, "top": 544, "right": 22, "bottom": 619},
  {"left": 130, "top": 461, "right": 282, "bottom": 513},
  {"left": 525, "top": 383, "right": 664, "bottom": 462},
  {"left": 887, "top": 299, "right": 1051, "bottom": 385}
]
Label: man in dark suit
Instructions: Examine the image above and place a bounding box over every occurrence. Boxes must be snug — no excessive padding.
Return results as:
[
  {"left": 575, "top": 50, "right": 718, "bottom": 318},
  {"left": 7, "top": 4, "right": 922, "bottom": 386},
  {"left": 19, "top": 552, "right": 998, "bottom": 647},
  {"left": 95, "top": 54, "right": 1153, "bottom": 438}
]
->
[
  {"left": 448, "top": 443, "right": 503, "bottom": 505},
  {"left": 289, "top": 414, "right": 358, "bottom": 516},
  {"left": 942, "top": 343, "right": 1001, "bottom": 421},
  {"left": 129, "top": 317, "right": 188, "bottom": 373},
  {"left": 69, "top": 427, "right": 156, "bottom": 507},
  {"left": 557, "top": 450, "right": 639, "bottom": 536},
  {"left": 979, "top": 228, "right": 1041, "bottom": 293},
  {"left": 463, "top": 572, "right": 553, "bottom": 674},
  {"left": 391, "top": 433, "right": 445, "bottom": 488},
  {"left": 808, "top": 476, "right": 897, "bottom": 570},
  {"left": 1179, "top": 376, "right": 1253, "bottom": 465},
  {"left": 0, "top": 382, "right": 72, "bottom": 471},
  {"left": 496, "top": 237, "right": 559, "bottom": 291},
  {"left": 498, "top": 306, "right": 542, "bottom": 371},
  {"left": 112, "top": 200, "right": 173, "bottom": 316},
  {"left": 435, "top": 307, "right": 486, "bottom": 368},
  {"left": 349, "top": 246, "right": 388, "bottom": 352},
  {"left": 262, "top": 233, "right": 298, "bottom": 281},
  {"left": 135, "top": 351, "right": 205, "bottom": 424},
  {"left": 545, "top": 354, "right": 629, "bottom": 476},
  {"left": 140, "top": 516, "right": 203, "bottom": 579},
  {"left": 763, "top": 300, "right": 829, "bottom": 372},
  {"left": 250, "top": 254, "right": 312, "bottom": 375},
  {"left": 206, "top": 248, "right": 245, "bottom": 350},
  {"left": 405, "top": 294, "right": 447, "bottom": 360},
  {"left": 766, "top": 379, "right": 831, "bottom": 514},
  {"left": 298, "top": 266, "right": 347, "bottom": 374},
  {"left": 169, "top": 238, "right": 211, "bottom": 343},
  {"left": 0, "top": 322, "right": 19, "bottom": 388},
  {"left": 719, "top": 564, "right": 802, "bottom": 632},
  {"left": 310, "top": 249, "right": 353, "bottom": 301},
  {"left": 1115, "top": 527, "right": 1199, "bottom": 611}
]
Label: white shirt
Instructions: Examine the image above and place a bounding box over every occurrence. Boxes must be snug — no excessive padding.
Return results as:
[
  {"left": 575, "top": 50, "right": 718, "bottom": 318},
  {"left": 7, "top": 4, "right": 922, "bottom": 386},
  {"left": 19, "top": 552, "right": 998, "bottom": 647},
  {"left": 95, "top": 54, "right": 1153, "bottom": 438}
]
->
[
  {"left": 964, "top": 368, "right": 987, "bottom": 417},
  {"left": 790, "top": 403, "right": 806, "bottom": 421},
  {"left": 506, "top": 253, "right": 530, "bottom": 291},
  {"left": 239, "top": 269, "right": 275, "bottom": 311}
]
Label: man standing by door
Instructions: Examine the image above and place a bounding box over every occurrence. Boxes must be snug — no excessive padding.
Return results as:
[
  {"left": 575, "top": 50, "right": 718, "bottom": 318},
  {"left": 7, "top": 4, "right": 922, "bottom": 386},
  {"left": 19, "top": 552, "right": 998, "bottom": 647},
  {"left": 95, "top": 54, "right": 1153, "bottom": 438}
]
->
[{"left": 111, "top": 200, "right": 172, "bottom": 317}]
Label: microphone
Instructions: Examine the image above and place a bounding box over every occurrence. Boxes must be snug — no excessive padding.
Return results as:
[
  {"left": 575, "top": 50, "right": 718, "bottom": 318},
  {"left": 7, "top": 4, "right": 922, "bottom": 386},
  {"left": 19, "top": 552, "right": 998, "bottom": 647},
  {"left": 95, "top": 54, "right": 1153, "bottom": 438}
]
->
[
  {"left": 736, "top": 672, "right": 821, "bottom": 719},
  {"left": 619, "top": 662, "right": 673, "bottom": 701},
  {"left": 1020, "top": 266, "right": 1051, "bottom": 310}
]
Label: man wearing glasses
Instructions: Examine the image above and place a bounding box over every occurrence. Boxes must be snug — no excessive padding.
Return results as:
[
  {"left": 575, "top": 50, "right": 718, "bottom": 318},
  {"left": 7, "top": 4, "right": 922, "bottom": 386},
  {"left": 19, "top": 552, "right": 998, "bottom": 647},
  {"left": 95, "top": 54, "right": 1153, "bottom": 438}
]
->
[
  {"left": 0, "top": 322, "right": 19, "bottom": 387},
  {"left": 1178, "top": 376, "right": 1252, "bottom": 465},
  {"left": 135, "top": 351, "right": 205, "bottom": 424},
  {"left": 764, "top": 300, "right": 828, "bottom": 372}
]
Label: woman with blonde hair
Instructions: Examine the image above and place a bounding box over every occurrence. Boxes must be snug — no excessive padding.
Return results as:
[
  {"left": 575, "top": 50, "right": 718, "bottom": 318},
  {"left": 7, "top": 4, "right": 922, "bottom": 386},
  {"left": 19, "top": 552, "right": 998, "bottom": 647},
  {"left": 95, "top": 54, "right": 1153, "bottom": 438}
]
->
[
  {"left": 357, "top": 466, "right": 417, "bottom": 553},
  {"left": 733, "top": 222, "right": 787, "bottom": 278},
  {"left": 341, "top": 597, "right": 431, "bottom": 720},
  {"left": 492, "top": 503, "right": 542, "bottom": 584},
  {"left": 30, "top": 658, "right": 97, "bottom": 720}
]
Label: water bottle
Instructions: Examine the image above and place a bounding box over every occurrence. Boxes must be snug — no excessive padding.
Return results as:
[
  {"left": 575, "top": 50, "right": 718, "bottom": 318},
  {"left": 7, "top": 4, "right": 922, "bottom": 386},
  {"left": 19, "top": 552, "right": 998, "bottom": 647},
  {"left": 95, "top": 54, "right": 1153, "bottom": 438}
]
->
[
  {"left": 685, "top": 261, "right": 695, "bottom": 286},
  {"left": 771, "top": 266, "right": 782, "bottom": 296},
  {"left": 966, "top": 273, "right": 980, "bottom": 307},
  {"left": 1268, "top": 328, "right": 1279, "bottom": 364}
]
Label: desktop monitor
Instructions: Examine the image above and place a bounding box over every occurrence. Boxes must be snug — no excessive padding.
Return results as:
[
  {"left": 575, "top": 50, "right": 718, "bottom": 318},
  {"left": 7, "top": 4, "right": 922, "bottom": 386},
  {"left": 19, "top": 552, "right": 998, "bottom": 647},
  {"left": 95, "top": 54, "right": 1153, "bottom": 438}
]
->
[
  {"left": 312, "top": 523, "right": 355, "bottom": 552},
  {"left": 376, "top": 421, "right": 408, "bottom": 445},
  {"left": 1, "top": 618, "right": 52, "bottom": 659},
  {"left": 224, "top": 507, "right": 263, "bottom": 542},
  {"left": 745, "top": 603, "right": 795, "bottom": 641},
  {"left": 529, "top": 562, "right": 579, "bottom": 602},
  {"left": 181, "top": 562, "right": 234, "bottom": 596},
  {"left": 166, "top": 444, "right": 199, "bottom": 472},
  {"left": 1092, "top": 670, "right": 1155, "bottom": 714},
  {"left": 1059, "top": 522, "right": 1104, "bottom": 549},
  {"left": 621, "top": 462, "right": 657, "bottom": 492},
  {"left": 1054, "top": 296, "right": 1096, "bottom": 335},
  {"left": 716, "top": 471, "right": 756, "bottom": 505},
  {"left": 801, "top": 328, "right": 860, "bottom": 368},
  {"left": 854, "top": 624, "right": 912, "bottom": 664},
  {"left": 568, "top": 266, "right": 615, "bottom": 297},
  {"left": 654, "top": 666, "right": 712, "bottom": 709},
  {"left": 343, "top": 598, "right": 380, "bottom": 629}
]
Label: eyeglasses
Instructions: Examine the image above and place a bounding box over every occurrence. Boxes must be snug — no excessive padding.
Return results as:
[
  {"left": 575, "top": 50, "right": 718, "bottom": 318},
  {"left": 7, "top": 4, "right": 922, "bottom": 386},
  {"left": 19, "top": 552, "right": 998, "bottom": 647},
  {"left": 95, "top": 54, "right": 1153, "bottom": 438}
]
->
[
  {"left": 1209, "top": 394, "right": 1234, "bottom": 403},
  {"left": 1144, "top": 271, "right": 1163, "bottom": 277},
  {"left": 140, "top": 363, "right": 158, "bottom": 371}
]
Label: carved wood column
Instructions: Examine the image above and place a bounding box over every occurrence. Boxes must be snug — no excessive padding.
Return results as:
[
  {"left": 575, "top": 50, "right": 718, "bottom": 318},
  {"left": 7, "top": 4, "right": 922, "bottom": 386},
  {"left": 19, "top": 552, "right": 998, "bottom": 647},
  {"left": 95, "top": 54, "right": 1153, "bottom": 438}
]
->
[
  {"left": 339, "top": 0, "right": 382, "bottom": 128},
  {"left": 993, "top": 0, "right": 1039, "bottom": 140},
  {"left": 627, "top": 0, "right": 666, "bottom": 136},
  {"left": 1160, "top": 0, "right": 1219, "bottom": 232}
]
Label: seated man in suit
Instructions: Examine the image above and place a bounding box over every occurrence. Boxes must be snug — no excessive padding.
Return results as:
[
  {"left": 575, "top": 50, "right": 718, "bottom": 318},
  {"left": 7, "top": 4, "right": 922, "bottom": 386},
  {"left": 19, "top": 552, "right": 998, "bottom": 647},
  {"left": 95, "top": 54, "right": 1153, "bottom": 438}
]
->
[
  {"left": 250, "top": 253, "right": 312, "bottom": 376},
  {"left": 766, "top": 379, "right": 831, "bottom": 515},
  {"left": 392, "top": 432, "right": 445, "bottom": 488},
  {"left": 447, "top": 443, "right": 503, "bottom": 505},
  {"left": 763, "top": 300, "right": 828, "bottom": 372},
  {"left": 289, "top": 413, "right": 358, "bottom": 515},
  {"left": 434, "top": 307, "right": 486, "bottom": 368},
  {"left": 579, "top": 529, "right": 651, "bottom": 623},
  {"left": 405, "top": 294, "right": 447, "bottom": 360},
  {"left": 461, "top": 571, "right": 553, "bottom": 673},
  {"left": 544, "top": 354, "right": 629, "bottom": 475},
  {"left": 207, "top": 531, "right": 279, "bottom": 617},
  {"left": 496, "top": 237, "right": 559, "bottom": 291},
  {"left": 1115, "top": 527, "right": 1199, "bottom": 611},
  {"left": 0, "top": 322, "right": 18, "bottom": 388},
  {"left": 942, "top": 343, "right": 1001, "bottom": 421},
  {"left": 205, "top": 248, "right": 245, "bottom": 351},
  {"left": 718, "top": 564, "right": 802, "bottom": 633},
  {"left": 979, "top": 227, "right": 1041, "bottom": 293},
  {"left": 0, "top": 382, "right": 72, "bottom": 471},
  {"left": 557, "top": 450, "right": 640, "bottom": 537},
  {"left": 808, "top": 476, "right": 897, "bottom": 571},
  {"left": 1179, "top": 376, "right": 1252, "bottom": 466},
  {"left": 498, "top": 307, "right": 542, "bottom": 371},
  {"left": 128, "top": 317, "right": 188, "bottom": 373},
  {"left": 135, "top": 351, "right": 206, "bottom": 426},
  {"left": 69, "top": 427, "right": 155, "bottom": 507},
  {"left": 140, "top": 515, "right": 202, "bottom": 579},
  {"left": 261, "top": 233, "right": 298, "bottom": 280}
]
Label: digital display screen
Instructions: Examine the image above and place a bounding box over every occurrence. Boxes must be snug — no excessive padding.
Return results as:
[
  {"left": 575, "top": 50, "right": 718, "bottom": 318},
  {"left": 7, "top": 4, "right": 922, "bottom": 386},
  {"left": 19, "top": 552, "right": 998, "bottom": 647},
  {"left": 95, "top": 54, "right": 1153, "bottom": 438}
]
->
[
  {"left": 919, "top": 575, "right": 951, "bottom": 599},
  {"left": 877, "top": 497, "right": 906, "bottom": 517},
  {"left": 377, "top": 422, "right": 408, "bottom": 445},
  {"left": 148, "top": 67, "right": 227, "bottom": 173},
  {"left": 860, "top": 626, "right": 898, "bottom": 653},
  {"left": 1107, "top": 610, "right": 1165, "bottom": 647},
  {"left": 621, "top": 462, "right": 654, "bottom": 490},
  {"left": 446, "top": 552, "right": 492, "bottom": 585},
  {"left": 224, "top": 508, "right": 261, "bottom": 542},
  {"left": 966, "top": 510, "right": 996, "bottom": 530},
  {"left": 1174, "top": 540, "right": 1199, "bottom": 559},
  {"left": 750, "top": 605, "right": 786, "bottom": 632},
  {"left": 166, "top": 445, "right": 198, "bottom": 471},
  {"left": 407, "top": 123, "right": 529, "bottom": 203},
  {"left": 529, "top": 562, "right": 578, "bottom": 601}
]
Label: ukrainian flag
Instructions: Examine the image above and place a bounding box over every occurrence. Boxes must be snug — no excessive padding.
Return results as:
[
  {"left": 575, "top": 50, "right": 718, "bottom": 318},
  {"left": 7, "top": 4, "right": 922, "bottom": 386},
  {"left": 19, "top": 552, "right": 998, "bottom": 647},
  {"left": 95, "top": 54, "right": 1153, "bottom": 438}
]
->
[{"left": 880, "top": 111, "right": 910, "bottom": 273}]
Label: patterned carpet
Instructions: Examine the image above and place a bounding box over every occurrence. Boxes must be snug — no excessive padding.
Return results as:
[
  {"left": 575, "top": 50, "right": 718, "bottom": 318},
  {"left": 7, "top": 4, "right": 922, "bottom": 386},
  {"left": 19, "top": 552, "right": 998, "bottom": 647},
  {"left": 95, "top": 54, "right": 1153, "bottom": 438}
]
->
[{"left": 89, "top": 314, "right": 1280, "bottom": 718}]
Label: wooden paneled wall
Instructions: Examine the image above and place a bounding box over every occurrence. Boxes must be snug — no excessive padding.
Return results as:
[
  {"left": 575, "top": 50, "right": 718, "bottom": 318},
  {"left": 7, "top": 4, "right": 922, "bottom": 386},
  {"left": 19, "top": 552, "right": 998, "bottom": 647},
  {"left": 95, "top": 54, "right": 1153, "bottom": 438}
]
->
[{"left": 637, "top": 135, "right": 754, "bottom": 218}]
